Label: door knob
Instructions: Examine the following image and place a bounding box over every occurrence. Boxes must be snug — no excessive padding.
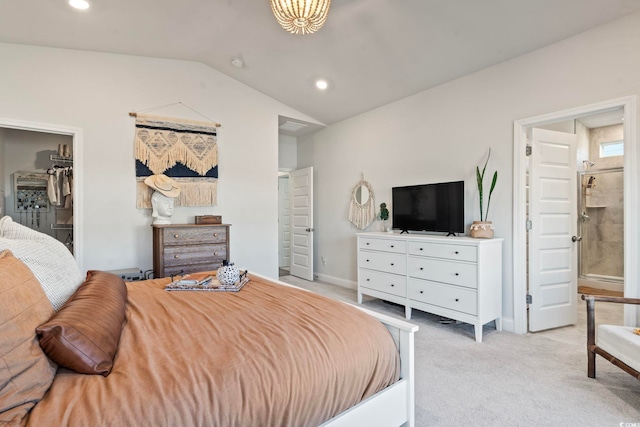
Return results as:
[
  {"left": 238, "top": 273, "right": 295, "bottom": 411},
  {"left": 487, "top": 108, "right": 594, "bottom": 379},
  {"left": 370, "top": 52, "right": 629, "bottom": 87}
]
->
[{"left": 572, "top": 236, "right": 582, "bottom": 242}]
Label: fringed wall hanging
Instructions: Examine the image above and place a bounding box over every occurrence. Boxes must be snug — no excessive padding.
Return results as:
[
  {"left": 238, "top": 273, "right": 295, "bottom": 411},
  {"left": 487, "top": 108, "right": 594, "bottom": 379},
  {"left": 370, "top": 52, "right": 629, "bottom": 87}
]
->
[
  {"left": 348, "top": 177, "right": 376, "bottom": 230},
  {"left": 132, "top": 113, "right": 220, "bottom": 208}
]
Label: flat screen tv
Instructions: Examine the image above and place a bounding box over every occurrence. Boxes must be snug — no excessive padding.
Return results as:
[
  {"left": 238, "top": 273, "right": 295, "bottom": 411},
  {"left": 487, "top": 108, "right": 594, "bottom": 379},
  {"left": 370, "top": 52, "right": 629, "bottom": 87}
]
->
[{"left": 392, "top": 181, "right": 464, "bottom": 234}]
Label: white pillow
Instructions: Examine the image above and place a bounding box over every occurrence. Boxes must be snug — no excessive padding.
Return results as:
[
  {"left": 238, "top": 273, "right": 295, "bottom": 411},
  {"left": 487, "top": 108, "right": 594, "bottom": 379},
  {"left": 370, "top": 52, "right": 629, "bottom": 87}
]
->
[{"left": 0, "top": 216, "right": 83, "bottom": 311}]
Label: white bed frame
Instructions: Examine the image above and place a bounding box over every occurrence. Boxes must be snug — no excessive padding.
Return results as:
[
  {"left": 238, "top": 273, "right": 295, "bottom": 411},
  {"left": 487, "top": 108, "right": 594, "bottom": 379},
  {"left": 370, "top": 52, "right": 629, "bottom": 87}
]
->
[{"left": 256, "top": 273, "right": 419, "bottom": 427}]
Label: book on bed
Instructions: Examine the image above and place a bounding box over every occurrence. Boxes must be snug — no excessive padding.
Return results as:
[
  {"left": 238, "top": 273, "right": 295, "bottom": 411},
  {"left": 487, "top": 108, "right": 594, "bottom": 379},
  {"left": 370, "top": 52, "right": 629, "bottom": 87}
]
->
[{"left": 165, "top": 270, "right": 249, "bottom": 292}]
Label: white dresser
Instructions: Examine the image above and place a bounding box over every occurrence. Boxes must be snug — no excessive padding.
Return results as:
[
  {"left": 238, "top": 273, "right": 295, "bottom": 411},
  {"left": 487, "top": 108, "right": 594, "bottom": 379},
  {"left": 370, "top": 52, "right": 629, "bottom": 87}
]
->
[{"left": 357, "top": 232, "right": 503, "bottom": 342}]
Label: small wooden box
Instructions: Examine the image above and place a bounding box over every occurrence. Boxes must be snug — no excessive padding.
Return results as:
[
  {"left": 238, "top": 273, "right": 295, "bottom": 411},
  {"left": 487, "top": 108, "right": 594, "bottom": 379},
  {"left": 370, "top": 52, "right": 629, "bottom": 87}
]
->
[{"left": 195, "top": 215, "right": 222, "bottom": 225}]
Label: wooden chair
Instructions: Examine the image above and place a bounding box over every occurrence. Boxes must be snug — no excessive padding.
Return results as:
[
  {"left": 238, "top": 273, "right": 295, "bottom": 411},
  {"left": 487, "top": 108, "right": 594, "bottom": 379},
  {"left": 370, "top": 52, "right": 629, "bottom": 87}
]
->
[{"left": 582, "top": 294, "right": 640, "bottom": 380}]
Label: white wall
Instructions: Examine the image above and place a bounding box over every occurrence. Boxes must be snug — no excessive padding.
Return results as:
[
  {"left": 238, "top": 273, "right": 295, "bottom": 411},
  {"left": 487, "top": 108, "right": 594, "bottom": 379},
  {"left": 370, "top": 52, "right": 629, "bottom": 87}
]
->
[
  {"left": 278, "top": 134, "right": 298, "bottom": 171},
  {"left": 576, "top": 120, "right": 590, "bottom": 170},
  {"left": 0, "top": 42, "right": 318, "bottom": 277},
  {"left": 299, "top": 10, "right": 640, "bottom": 326}
]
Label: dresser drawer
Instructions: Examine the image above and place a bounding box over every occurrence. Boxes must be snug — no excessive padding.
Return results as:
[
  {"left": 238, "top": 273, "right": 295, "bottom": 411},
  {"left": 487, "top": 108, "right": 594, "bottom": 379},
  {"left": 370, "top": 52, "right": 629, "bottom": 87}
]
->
[
  {"left": 359, "top": 237, "right": 406, "bottom": 254},
  {"left": 408, "top": 279, "right": 477, "bottom": 315},
  {"left": 163, "top": 227, "right": 227, "bottom": 245},
  {"left": 359, "top": 251, "right": 406, "bottom": 275},
  {"left": 408, "top": 257, "right": 477, "bottom": 289},
  {"left": 359, "top": 269, "right": 406, "bottom": 298},
  {"left": 163, "top": 243, "right": 227, "bottom": 267},
  {"left": 407, "top": 241, "right": 476, "bottom": 262}
]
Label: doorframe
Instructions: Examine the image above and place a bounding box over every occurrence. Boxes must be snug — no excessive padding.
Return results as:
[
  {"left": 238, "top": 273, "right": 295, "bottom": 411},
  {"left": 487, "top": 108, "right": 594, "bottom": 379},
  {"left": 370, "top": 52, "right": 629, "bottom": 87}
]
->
[
  {"left": 0, "top": 117, "right": 84, "bottom": 271},
  {"left": 513, "top": 96, "right": 638, "bottom": 333}
]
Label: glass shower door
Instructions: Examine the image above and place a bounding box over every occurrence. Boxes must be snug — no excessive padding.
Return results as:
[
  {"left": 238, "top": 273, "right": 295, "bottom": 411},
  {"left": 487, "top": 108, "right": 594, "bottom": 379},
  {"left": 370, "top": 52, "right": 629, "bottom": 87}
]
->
[{"left": 578, "top": 168, "right": 624, "bottom": 283}]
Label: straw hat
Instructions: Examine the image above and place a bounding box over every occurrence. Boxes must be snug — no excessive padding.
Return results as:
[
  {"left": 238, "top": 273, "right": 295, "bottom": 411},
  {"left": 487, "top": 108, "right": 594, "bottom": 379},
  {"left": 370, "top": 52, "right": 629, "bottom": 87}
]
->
[{"left": 144, "top": 174, "right": 181, "bottom": 198}]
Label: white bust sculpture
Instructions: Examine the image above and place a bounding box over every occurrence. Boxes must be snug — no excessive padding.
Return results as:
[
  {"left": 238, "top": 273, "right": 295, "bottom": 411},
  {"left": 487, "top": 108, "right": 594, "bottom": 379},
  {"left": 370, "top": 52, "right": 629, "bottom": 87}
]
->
[
  {"left": 144, "top": 174, "right": 181, "bottom": 225},
  {"left": 151, "top": 191, "right": 175, "bottom": 224}
]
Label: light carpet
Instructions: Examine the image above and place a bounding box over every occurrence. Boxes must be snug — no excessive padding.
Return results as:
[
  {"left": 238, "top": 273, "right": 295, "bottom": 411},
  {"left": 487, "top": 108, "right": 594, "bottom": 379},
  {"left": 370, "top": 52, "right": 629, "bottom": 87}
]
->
[{"left": 279, "top": 275, "right": 640, "bottom": 427}]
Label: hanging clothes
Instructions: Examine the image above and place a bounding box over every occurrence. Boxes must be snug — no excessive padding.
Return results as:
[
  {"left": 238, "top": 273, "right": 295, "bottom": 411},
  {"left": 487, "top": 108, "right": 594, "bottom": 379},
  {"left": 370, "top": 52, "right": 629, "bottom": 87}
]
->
[{"left": 47, "top": 166, "right": 73, "bottom": 208}]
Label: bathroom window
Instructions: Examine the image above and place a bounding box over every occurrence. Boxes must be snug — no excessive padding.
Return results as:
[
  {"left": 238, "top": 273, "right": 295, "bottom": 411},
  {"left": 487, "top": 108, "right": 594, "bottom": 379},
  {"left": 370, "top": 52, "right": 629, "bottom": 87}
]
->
[{"left": 599, "top": 140, "right": 624, "bottom": 158}]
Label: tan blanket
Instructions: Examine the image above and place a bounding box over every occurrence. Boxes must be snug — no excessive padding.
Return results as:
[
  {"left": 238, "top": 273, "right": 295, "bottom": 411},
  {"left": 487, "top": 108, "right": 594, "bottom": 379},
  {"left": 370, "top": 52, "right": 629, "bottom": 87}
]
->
[{"left": 27, "top": 274, "right": 399, "bottom": 426}]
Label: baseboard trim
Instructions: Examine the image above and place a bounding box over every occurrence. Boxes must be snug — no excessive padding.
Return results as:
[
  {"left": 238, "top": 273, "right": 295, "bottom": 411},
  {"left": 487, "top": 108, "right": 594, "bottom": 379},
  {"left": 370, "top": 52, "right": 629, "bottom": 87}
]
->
[
  {"left": 315, "top": 273, "right": 357, "bottom": 290},
  {"left": 501, "top": 317, "right": 515, "bottom": 333}
]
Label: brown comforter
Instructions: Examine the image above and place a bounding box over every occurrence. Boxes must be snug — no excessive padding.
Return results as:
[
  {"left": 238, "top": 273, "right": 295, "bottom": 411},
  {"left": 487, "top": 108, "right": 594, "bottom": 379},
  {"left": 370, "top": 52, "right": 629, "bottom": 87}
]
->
[{"left": 26, "top": 274, "right": 399, "bottom": 426}]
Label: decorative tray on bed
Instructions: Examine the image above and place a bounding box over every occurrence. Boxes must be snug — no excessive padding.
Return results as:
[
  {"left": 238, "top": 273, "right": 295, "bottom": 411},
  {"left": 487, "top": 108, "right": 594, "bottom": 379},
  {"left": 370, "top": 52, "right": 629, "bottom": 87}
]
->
[{"left": 165, "top": 270, "right": 249, "bottom": 292}]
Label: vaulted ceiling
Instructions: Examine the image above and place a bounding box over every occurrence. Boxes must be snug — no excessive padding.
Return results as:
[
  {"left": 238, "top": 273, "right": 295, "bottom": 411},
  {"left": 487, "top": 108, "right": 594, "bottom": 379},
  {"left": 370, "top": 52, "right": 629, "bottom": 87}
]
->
[{"left": 1, "top": 0, "right": 639, "bottom": 124}]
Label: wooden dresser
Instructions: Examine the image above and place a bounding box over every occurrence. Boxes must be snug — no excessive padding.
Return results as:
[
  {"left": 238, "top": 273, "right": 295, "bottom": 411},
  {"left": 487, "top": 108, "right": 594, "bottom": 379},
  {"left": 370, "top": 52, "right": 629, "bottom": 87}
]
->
[{"left": 152, "top": 224, "right": 231, "bottom": 278}]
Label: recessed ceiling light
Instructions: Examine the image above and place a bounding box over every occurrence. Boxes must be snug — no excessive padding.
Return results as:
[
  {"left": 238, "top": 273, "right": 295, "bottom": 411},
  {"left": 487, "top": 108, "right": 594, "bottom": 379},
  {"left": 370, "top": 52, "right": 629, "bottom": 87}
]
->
[
  {"left": 315, "top": 80, "right": 328, "bottom": 90},
  {"left": 231, "top": 57, "right": 244, "bottom": 68},
  {"left": 69, "top": 0, "right": 90, "bottom": 10}
]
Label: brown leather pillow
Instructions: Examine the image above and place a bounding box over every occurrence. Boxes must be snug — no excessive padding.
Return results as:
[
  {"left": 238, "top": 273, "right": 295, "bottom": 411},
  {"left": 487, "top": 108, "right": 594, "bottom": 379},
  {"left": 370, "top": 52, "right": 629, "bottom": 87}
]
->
[{"left": 36, "top": 270, "right": 127, "bottom": 376}]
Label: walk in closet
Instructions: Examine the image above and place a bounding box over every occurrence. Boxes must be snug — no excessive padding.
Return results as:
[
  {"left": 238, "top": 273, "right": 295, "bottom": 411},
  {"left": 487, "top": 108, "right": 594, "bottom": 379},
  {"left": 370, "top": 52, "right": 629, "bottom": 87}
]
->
[{"left": 0, "top": 129, "right": 74, "bottom": 253}]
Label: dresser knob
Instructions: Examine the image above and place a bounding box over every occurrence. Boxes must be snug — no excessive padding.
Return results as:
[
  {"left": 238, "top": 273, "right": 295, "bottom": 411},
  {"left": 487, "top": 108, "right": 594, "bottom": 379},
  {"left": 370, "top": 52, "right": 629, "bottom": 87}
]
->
[
  {"left": 391, "top": 284, "right": 395, "bottom": 287},
  {"left": 455, "top": 273, "right": 459, "bottom": 276},
  {"left": 390, "top": 263, "right": 394, "bottom": 266},
  {"left": 419, "top": 247, "right": 423, "bottom": 251},
  {"left": 455, "top": 298, "right": 459, "bottom": 302},
  {"left": 214, "top": 252, "right": 219, "bottom": 256},
  {"left": 420, "top": 267, "right": 424, "bottom": 271},
  {"left": 455, "top": 251, "right": 459, "bottom": 254},
  {"left": 174, "top": 234, "right": 179, "bottom": 238},
  {"left": 214, "top": 233, "right": 218, "bottom": 237},
  {"left": 366, "top": 259, "right": 370, "bottom": 262},
  {"left": 420, "top": 290, "right": 424, "bottom": 294},
  {"left": 366, "top": 242, "right": 370, "bottom": 245},
  {"left": 366, "top": 278, "right": 370, "bottom": 281},
  {"left": 174, "top": 255, "right": 180, "bottom": 259},
  {"left": 390, "top": 245, "right": 394, "bottom": 248}
]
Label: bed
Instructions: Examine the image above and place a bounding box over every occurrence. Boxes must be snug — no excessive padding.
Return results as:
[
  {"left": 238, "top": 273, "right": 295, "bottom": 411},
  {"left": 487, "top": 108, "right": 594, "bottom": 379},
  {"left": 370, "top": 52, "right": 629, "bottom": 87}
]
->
[{"left": 0, "top": 216, "right": 418, "bottom": 427}]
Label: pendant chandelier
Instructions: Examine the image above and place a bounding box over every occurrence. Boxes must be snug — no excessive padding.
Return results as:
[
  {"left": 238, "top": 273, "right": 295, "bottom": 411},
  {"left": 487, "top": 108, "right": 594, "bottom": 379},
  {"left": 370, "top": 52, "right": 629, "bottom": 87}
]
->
[{"left": 270, "top": 0, "right": 331, "bottom": 35}]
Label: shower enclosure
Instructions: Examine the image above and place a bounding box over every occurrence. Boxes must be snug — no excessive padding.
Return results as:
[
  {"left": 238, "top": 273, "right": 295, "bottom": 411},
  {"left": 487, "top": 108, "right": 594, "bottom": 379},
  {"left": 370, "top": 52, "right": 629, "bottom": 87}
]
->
[{"left": 578, "top": 168, "right": 624, "bottom": 283}]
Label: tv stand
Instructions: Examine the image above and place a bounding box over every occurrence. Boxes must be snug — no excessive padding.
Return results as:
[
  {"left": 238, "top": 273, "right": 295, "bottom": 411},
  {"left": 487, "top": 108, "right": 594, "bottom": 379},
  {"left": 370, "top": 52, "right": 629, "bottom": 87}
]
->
[
  {"left": 446, "top": 232, "right": 457, "bottom": 237},
  {"left": 400, "top": 230, "right": 409, "bottom": 234},
  {"left": 356, "top": 232, "right": 503, "bottom": 342}
]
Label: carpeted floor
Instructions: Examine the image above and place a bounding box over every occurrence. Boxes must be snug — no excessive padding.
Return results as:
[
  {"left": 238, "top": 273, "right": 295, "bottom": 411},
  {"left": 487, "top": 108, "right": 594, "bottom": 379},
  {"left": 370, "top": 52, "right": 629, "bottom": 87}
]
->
[{"left": 279, "top": 274, "right": 640, "bottom": 427}]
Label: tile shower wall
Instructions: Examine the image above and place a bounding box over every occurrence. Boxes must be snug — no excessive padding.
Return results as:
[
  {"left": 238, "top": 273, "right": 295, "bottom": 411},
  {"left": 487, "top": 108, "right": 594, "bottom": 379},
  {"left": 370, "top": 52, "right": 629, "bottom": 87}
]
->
[
  {"left": 581, "top": 123, "right": 624, "bottom": 279},
  {"left": 582, "top": 170, "right": 624, "bottom": 278}
]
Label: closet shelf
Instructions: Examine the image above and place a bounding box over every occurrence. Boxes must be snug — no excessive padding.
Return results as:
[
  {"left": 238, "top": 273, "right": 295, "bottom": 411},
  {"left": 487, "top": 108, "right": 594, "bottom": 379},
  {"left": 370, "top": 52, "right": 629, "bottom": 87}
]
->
[
  {"left": 51, "top": 224, "right": 73, "bottom": 230},
  {"left": 49, "top": 154, "right": 73, "bottom": 164},
  {"left": 586, "top": 205, "right": 607, "bottom": 208}
]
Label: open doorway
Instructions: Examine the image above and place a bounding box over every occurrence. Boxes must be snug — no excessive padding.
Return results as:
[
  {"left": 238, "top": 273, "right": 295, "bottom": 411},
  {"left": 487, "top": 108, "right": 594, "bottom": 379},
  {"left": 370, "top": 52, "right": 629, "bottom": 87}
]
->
[
  {"left": 278, "top": 172, "right": 291, "bottom": 277},
  {"left": 513, "top": 96, "right": 638, "bottom": 334},
  {"left": 277, "top": 115, "right": 323, "bottom": 280},
  {"left": 0, "top": 118, "right": 84, "bottom": 270},
  {"left": 2, "top": 129, "right": 74, "bottom": 250},
  {"left": 525, "top": 110, "right": 625, "bottom": 333}
]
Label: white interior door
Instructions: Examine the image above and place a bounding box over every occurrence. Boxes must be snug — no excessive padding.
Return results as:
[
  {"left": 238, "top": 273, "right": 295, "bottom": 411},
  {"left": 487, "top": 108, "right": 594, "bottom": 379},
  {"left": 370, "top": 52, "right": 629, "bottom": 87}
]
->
[
  {"left": 278, "top": 175, "right": 291, "bottom": 269},
  {"left": 289, "top": 167, "right": 314, "bottom": 281},
  {"left": 529, "top": 128, "right": 578, "bottom": 332}
]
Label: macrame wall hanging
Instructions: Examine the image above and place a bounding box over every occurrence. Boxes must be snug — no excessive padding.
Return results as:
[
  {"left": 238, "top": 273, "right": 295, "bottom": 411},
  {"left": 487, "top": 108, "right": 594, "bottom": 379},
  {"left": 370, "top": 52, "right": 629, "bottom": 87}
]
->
[
  {"left": 132, "top": 111, "right": 220, "bottom": 208},
  {"left": 348, "top": 177, "right": 376, "bottom": 230}
]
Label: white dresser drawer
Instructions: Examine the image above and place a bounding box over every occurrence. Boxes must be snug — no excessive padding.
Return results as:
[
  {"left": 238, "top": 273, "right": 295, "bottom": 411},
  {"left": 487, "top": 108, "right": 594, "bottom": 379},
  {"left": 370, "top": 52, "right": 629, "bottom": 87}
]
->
[
  {"left": 407, "top": 241, "right": 476, "bottom": 262},
  {"left": 359, "top": 269, "right": 407, "bottom": 298},
  {"left": 359, "top": 237, "right": 407, "bottom": 254},
  {"left": 408, "top": 257, "right": 477, "bottom": 289},
  {"left": 359, "top": 251, "right": 406, "bottom": 275},
  {"left": 408, "top": 279, "right": 477, "bottom": 315}
]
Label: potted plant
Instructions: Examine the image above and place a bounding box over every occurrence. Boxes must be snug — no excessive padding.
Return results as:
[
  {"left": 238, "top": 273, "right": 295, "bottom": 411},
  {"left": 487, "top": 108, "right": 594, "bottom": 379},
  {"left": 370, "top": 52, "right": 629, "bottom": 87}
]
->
[
  {"left": 379, "top": 202, "right": 390, "bottom": 232},
  {"left": 471, "top": 148, "right": 497, "bottom": 238}
]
